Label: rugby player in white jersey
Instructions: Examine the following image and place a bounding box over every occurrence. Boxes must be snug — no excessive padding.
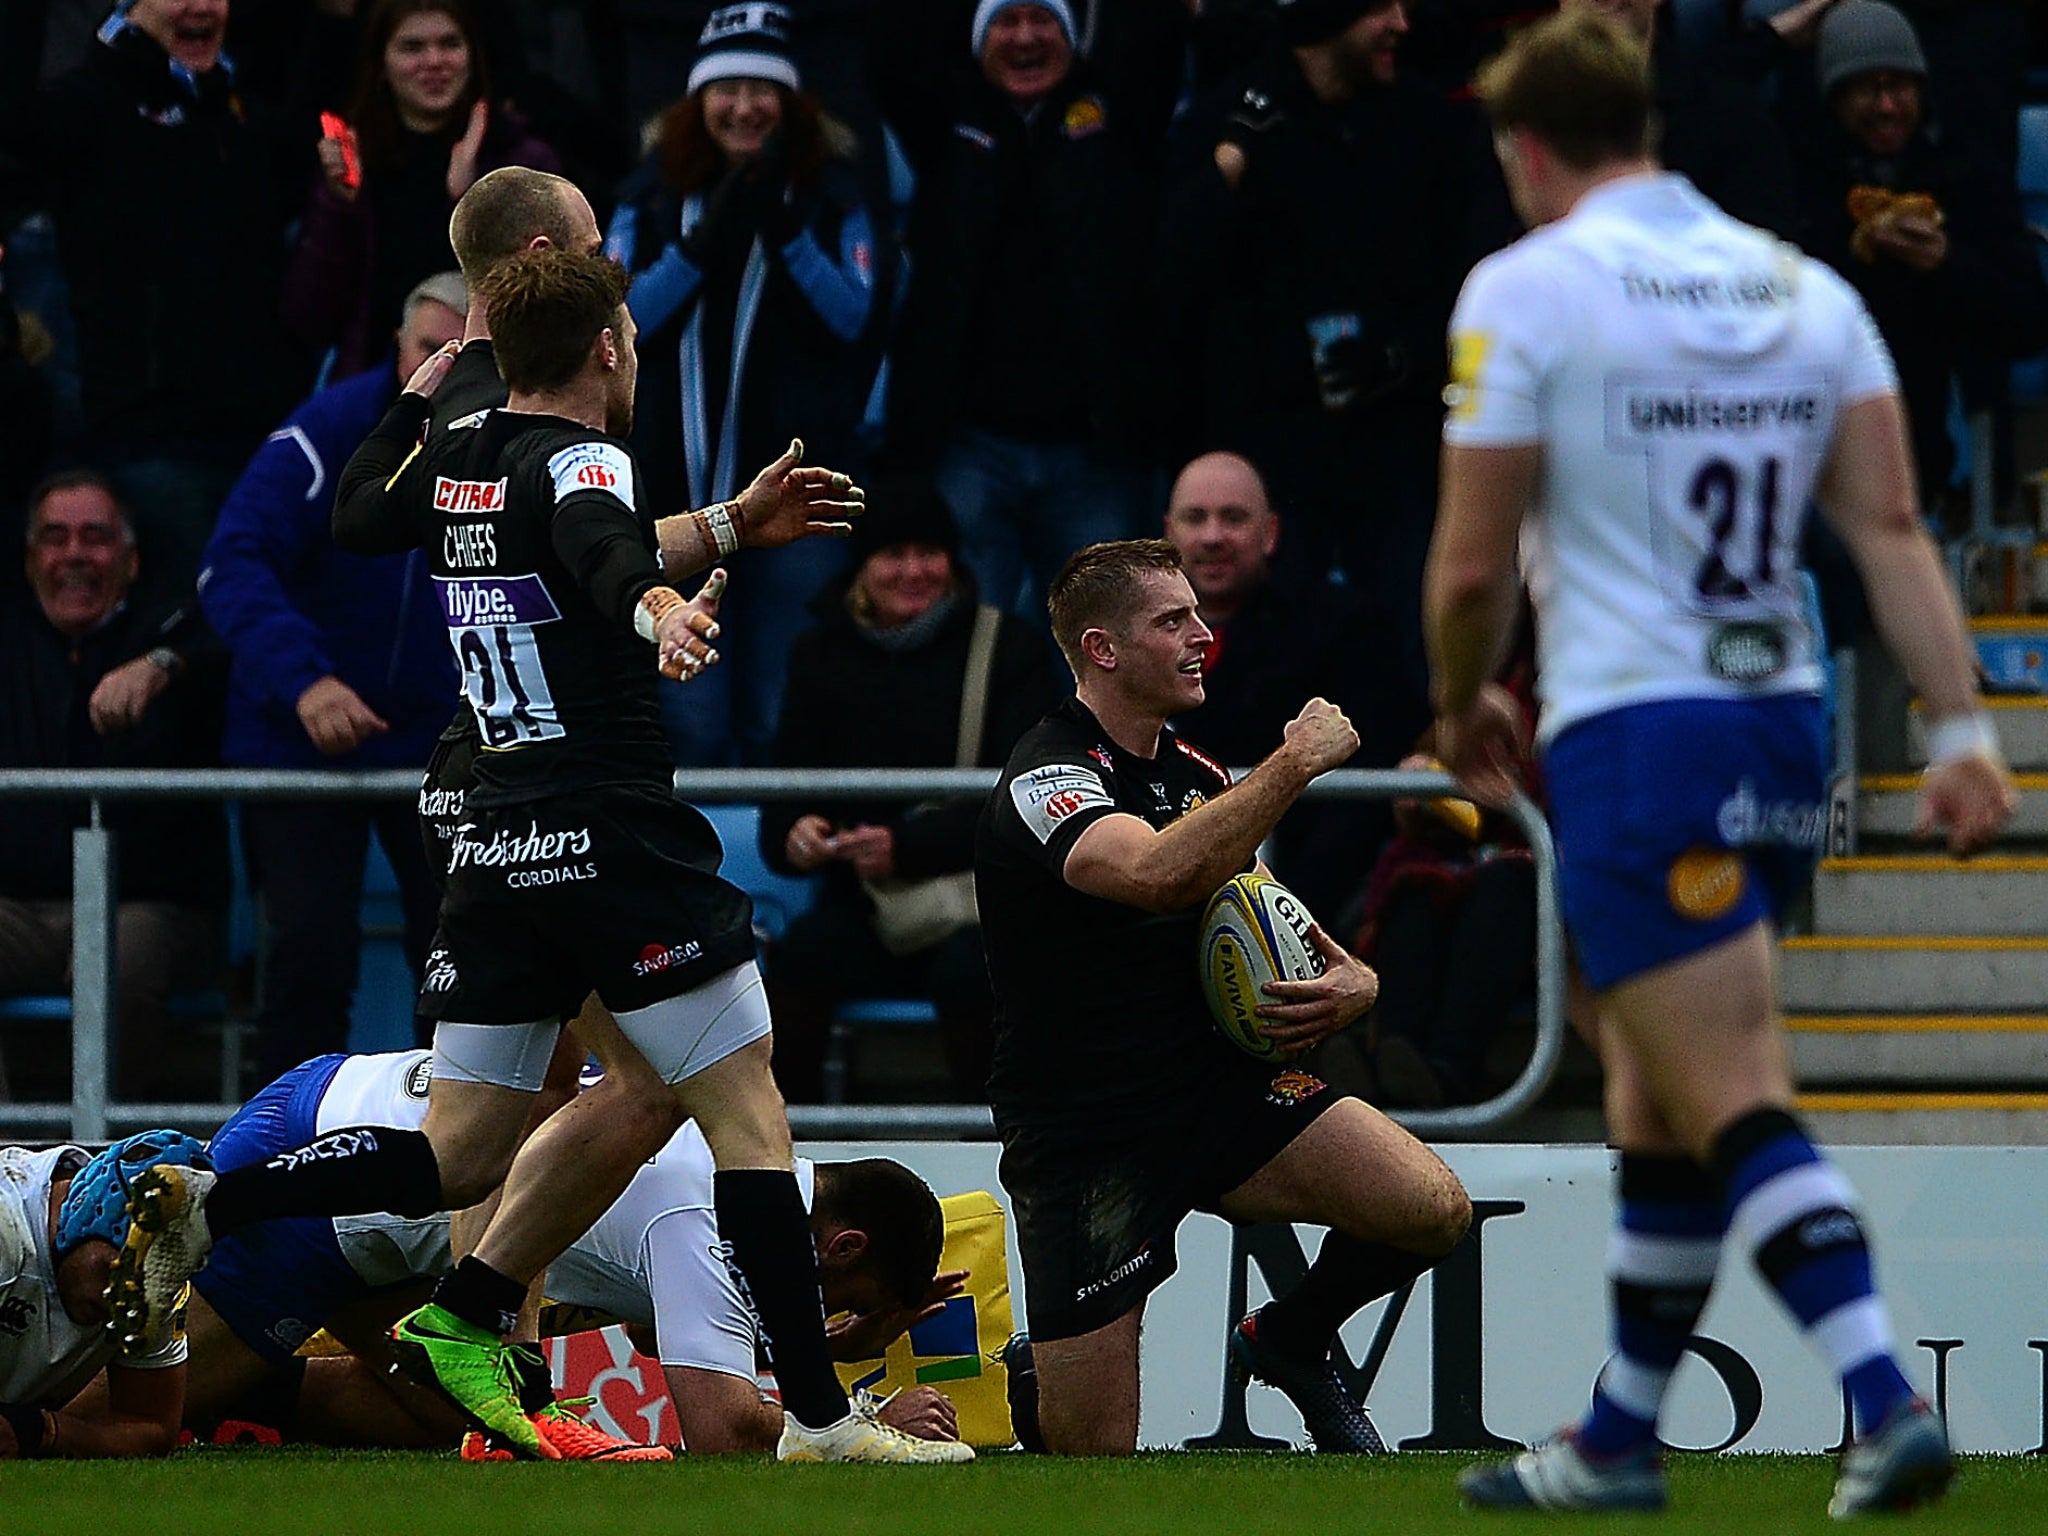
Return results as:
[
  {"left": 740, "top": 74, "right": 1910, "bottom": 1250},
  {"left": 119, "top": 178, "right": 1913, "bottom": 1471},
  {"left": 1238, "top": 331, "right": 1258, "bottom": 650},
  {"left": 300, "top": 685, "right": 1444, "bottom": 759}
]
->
[
  {"left": 114, "top": 1050, "right": 962, "bottom": 1457},
  {"left": 0, "top": 1134, "right": 203, "bottom": 1459},
  {"left": 1425, "top": 12, "right": 2013, "bottom": 1517}
]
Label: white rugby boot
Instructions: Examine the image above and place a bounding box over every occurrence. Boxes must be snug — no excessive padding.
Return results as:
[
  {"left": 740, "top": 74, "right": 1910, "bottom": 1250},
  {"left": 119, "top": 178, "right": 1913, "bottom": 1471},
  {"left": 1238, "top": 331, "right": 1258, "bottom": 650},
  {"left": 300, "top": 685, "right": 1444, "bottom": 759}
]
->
[
  {"left": 105, "top": 1164, "right": 218, "bottom": 1350},
  {"left": 777, "top": 1390, "right": 976, "bottom": 1464}
]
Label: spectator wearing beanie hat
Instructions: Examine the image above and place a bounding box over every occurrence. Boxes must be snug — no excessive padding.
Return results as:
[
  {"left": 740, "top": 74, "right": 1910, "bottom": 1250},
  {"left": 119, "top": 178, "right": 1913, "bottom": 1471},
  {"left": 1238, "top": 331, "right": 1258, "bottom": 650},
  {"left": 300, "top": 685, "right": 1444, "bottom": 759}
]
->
[
  {"left": 1815, "top": 0, "right": 1925, "bottom": 100},
  {"left": 865, "top": 0, "right": 1185, "bottom": 633},
  {"left": 1782, "top": 0, "right": 2048, "bottom": 506},
  {"left": 972, "top": 0, "right": 1080, "bottom": 107},
  {"left": 759, "top": 476, "right": 1055, "bottom": 1104},
  {"left": 605, "top": 0, "right": 889, "bottom": 766}
]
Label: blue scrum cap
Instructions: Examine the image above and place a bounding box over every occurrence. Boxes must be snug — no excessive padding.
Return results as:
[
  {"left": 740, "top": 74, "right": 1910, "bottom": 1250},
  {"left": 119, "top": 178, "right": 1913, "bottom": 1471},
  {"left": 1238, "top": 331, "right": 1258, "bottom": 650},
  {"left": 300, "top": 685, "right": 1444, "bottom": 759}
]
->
[{"left": 54, "top": 1129, "right": 211, "bottom": 1258}]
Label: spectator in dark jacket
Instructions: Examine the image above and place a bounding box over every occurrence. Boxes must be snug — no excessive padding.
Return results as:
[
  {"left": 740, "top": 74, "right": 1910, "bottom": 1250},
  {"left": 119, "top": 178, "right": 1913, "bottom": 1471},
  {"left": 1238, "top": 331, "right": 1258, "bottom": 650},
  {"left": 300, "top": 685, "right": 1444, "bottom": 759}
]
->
[
  {"left": 197, "top": 272, "right": 466, "bottom": 1080},
  {"left": 1563, "top": 0, "right": 1801, "bottom": 236},
  {"left": 761, "top": 479, "right": 1054, "bottom": 1102},
  {"left": 0, "top": 471, "right": 228, "bottom": 1100},
  {"left": 6, "top": 0, "right": 309, "bottom": 607},
  {"left": 282, "top": 0, "right": 561, "bottom": 381},
  {"left": 1159, "top": 0, "right": 1489, "bottom": 717},
  {"left": 606, "top": 3, "right": 883, "bottom": 767},
  {"left": 1789, "top": 0, "right": 2048, "bottom": 501},
  {"left": 871, "top": 0, "right": 1184, "bottom": 622}
]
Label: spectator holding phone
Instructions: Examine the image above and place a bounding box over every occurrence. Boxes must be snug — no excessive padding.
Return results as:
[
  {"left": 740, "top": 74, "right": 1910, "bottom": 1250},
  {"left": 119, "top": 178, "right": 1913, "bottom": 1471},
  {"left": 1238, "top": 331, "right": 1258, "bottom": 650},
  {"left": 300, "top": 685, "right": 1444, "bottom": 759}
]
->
[{"left": 283, "top": 0, "right": 561, "bottom": 379}]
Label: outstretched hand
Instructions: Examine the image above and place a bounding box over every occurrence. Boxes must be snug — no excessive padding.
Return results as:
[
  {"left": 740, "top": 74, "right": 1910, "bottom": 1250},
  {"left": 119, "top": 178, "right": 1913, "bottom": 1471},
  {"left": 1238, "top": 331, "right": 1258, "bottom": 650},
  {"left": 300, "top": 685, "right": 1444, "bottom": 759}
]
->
[
  {"left": 656, "top": 569, "right": 725, "bottom": 682},
  {"left": 735, "top": 438, "right": 864, "bottom": 549}
]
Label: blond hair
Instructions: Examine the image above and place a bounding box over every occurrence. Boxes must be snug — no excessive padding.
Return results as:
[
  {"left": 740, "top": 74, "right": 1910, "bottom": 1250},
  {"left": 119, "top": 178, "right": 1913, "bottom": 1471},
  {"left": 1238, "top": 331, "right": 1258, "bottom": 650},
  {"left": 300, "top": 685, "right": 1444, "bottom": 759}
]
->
[{"left": 1475, "top": 11, "right": 1653, "bottom": 171}]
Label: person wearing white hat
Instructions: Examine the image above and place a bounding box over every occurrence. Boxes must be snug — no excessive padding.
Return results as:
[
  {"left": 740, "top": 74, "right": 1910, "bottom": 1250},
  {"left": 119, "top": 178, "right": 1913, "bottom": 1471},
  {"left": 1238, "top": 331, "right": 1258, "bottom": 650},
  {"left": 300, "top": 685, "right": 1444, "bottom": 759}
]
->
[{"left": 870, "top": 0, "right": 1179, "bottom": 638}]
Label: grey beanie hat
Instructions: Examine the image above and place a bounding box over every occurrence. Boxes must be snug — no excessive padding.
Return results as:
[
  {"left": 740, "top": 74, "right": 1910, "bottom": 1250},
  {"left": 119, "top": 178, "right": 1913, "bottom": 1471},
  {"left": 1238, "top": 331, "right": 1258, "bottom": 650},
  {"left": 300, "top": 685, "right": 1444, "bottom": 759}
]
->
[{"left": 1816, "top": 1, "right": 1927, "bottom": 98}]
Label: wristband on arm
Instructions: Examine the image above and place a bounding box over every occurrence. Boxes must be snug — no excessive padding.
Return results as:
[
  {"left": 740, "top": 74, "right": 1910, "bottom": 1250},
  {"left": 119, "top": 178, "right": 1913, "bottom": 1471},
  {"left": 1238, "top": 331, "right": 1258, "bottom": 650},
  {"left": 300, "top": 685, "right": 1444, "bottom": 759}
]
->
[
  {"left": 699, "top": 500, "right": 743, "bottom": 557},
  {"left": 1925, "top": 712, "right": 1999, "bottom": 767},
  {"left": 634, "top": 586, "right": 688, "bottom": 644}
]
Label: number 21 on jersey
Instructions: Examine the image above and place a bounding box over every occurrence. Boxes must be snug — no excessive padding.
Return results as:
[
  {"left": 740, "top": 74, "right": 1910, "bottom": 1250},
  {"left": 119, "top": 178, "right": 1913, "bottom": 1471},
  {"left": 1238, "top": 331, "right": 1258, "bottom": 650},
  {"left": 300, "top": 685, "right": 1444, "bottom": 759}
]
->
[
  {"left": 1609, "top": 371, "right": 1829, "bottom": 616},
  {"left": 435, "top": 574, "right": 566, "bottom": 748}
]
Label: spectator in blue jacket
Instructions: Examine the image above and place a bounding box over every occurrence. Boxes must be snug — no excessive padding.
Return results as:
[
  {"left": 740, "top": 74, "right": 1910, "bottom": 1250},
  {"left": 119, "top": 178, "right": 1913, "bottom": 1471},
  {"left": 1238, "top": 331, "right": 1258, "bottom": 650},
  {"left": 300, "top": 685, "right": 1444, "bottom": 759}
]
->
[
  {"left": 197, "top": 272, "right": 466, "bottom": 1080},
  {"left": 605, "top": 2, "right": 886, "bottom": 766}
]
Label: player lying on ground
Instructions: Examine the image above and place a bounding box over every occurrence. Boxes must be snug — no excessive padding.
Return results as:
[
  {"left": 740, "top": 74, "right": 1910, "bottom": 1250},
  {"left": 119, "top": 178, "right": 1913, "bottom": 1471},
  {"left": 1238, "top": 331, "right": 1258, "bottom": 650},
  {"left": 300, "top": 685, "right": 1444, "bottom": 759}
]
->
[
  {"left": 976, "top": 539, "right": 1472, "bottom": 1455},
  {"left": 0, "top": 1133, "right": 203, "bottom": 1459},
  {"left": 74, "top": 1050, "right": 962, "bottom": 1456},
  {"left": 1426, "top": 12, "right": 2014, "bottom": 1517}
]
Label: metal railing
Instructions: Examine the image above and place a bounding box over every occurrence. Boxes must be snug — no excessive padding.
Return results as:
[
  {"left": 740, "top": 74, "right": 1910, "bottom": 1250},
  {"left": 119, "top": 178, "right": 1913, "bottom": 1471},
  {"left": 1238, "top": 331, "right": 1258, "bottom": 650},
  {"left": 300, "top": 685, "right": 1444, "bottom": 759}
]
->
[{"left": 0, "top": 767, "right": 1565, "bottom": 1143}]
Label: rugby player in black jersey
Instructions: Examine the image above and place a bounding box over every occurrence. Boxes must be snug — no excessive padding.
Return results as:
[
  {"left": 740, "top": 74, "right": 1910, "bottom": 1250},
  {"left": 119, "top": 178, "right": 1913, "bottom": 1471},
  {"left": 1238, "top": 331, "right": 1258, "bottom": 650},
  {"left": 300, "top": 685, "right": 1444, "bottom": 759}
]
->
[
  {"left": 977, "top": 539, "right": 1472, "bottom": 1455},
  {"left": 312, "top": 167, "right": 867, "bottom": 1458},
  {"left": 110, "top": 250, "right": 968, "bottom": 1466}
]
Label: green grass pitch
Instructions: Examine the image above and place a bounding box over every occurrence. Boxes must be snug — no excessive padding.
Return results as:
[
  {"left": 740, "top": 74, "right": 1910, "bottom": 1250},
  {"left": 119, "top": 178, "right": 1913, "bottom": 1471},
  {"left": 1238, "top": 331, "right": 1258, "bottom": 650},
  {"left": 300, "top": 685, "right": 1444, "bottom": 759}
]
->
[{"left": 6, "top": 1450, "right": 2045, "bottom": 1536}]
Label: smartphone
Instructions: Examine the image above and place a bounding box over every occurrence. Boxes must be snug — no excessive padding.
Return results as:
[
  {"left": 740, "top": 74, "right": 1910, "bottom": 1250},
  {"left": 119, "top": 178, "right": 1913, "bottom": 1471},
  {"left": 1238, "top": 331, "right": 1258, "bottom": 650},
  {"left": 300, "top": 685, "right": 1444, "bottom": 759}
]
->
[{"left": 320, "top": 112, "right": 362, "bottom": 191}]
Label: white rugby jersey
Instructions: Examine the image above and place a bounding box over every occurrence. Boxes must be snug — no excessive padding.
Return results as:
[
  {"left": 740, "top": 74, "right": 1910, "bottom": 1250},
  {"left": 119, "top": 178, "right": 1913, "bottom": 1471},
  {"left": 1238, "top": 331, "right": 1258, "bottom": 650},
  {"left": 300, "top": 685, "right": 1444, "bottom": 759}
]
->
[
  {"left": 0, "top": 1146, "right": 184, "bottom": 1406},
  {"left": 1443, "top": 173, "right": 1898, "bottom": 742},
  {"left": 321, "top": 1051, "right": 812, "bottom": 1380}
]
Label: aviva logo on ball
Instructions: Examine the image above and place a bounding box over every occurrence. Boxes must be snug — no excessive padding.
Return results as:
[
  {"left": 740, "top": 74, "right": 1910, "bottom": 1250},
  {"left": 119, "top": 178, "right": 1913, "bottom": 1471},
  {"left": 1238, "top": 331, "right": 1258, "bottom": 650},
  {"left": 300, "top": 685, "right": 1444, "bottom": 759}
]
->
[{"left": 1199, "top": 873, "right": 1325, "bottom": 1060}]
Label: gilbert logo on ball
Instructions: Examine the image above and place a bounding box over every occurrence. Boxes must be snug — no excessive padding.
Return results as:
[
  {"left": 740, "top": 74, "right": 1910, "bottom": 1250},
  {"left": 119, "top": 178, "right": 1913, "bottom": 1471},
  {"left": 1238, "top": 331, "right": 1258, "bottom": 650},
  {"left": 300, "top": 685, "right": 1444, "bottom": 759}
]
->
[{"left": 1199, "top": 873, "right": 1325, "bottom": 1060}]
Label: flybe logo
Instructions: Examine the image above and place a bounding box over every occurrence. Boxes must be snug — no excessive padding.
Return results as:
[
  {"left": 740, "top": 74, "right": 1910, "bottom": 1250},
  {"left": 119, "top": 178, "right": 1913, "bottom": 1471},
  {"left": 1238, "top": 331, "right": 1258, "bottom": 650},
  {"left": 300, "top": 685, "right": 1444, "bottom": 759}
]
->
[{"left": 436, "top": 574, "right": 560, "bottom": 628}]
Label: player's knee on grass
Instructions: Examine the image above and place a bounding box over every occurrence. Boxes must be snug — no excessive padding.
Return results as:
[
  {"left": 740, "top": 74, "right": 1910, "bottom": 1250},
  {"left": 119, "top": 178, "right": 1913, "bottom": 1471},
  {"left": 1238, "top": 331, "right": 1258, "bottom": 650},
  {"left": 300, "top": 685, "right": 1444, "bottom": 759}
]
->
[
  {"left": 1038, "top": 1391, "right": 1138, "bottom": 1457},
  {"left": 1031, "top": 1317, "right": 1142, "bottom": 1457}
]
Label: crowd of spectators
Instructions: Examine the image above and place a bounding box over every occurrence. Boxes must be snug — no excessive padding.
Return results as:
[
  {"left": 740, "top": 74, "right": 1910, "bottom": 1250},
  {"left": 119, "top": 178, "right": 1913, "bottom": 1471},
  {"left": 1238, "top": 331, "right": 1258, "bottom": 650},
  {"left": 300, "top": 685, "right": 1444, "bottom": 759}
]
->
[{"left": 0, "top": 0, "right": 2044, "bottom": 1105}]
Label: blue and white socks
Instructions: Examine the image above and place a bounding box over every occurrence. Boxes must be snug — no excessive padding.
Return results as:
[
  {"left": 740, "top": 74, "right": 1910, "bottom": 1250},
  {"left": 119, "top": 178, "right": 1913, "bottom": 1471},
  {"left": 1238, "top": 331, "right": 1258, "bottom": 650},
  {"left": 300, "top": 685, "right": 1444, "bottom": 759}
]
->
[
  {"left": 1579, "top": 1152, "right": 1723, "bottom": 1458},
  {"left": 1582, "top": 1112, "right": 1915, "bottom": 1457},
  {"left": 1713, "top": 1108, "right": 1914, "bottom": 1436}
]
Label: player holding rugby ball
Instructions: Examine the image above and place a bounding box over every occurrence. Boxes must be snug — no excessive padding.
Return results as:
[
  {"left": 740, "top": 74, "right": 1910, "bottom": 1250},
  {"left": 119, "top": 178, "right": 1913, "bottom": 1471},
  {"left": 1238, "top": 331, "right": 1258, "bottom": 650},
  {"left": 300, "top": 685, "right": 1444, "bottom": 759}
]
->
[{"left": 975, "top": 538, "right": 1471, "bottom": 1455}]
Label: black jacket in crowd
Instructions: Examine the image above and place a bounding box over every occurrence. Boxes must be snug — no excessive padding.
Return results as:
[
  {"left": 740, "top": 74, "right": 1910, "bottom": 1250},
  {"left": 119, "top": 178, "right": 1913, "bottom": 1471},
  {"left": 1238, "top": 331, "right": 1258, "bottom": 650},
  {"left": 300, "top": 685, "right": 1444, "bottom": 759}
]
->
[
  {"left": 760, "top": 582, "right": 1055, "bottom": 909},
  {"left": 1655, "top": 43, "right": 1801, "bottom": 240},
  {"left": 1175, "top": 574, "right": 1426, "bottom": 776},
  {"left": 1158, "top": 45, "right": 1494, "bottom": 546},
  {"left": 870, "top": 0, "right": 1184, "bottom": 463},
  {"left": 9, "top": 23, "right": 305, "bottom": 459},
  {"left": 0, "top": 595, "right": 229, "bottom": 909}
]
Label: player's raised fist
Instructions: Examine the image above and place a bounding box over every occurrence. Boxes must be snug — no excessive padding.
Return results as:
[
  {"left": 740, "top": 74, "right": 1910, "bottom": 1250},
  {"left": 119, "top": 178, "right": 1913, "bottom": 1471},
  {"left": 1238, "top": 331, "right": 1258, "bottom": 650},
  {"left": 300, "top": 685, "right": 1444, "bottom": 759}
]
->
[{"left": 1282, "top": 697, "right": 1358, "bottom": 775}]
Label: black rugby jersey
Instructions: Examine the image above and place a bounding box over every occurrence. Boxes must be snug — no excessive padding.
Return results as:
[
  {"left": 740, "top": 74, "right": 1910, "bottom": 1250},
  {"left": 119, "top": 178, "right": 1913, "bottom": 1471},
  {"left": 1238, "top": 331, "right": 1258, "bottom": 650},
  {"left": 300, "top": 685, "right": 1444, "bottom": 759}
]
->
[
  {"left": 401, "top": 409, "right": 672, "bottom": 807},
  {"left": 333, "top": 342, "right": 510, "bottom": 773},
  {"left": 334, "top": 340, "right": 506, "bottom": 558},
  {"left": 975, "top": 696, "right": 1256, "bottom": 1128}
]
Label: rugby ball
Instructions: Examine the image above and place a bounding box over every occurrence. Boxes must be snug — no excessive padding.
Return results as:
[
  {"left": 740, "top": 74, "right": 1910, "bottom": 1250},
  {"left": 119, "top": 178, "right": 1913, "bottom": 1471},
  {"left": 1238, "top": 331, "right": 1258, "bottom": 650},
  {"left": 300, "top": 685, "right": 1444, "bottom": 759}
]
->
[{"left": 1198, "top": 873, "right": 1326, "bottom": 1060}]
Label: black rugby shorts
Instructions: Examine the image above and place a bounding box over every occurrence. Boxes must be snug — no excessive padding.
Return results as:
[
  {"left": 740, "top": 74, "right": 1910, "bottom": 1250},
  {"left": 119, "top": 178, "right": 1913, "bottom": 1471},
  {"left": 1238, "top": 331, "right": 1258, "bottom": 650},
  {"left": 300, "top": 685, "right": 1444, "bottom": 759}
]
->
[
  {"left": 1000, "top": 1061, "right": 1342, "bottom": 1342},
  {"left": 420, "top": 785, "right": 755, "bottom": 1024}
]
